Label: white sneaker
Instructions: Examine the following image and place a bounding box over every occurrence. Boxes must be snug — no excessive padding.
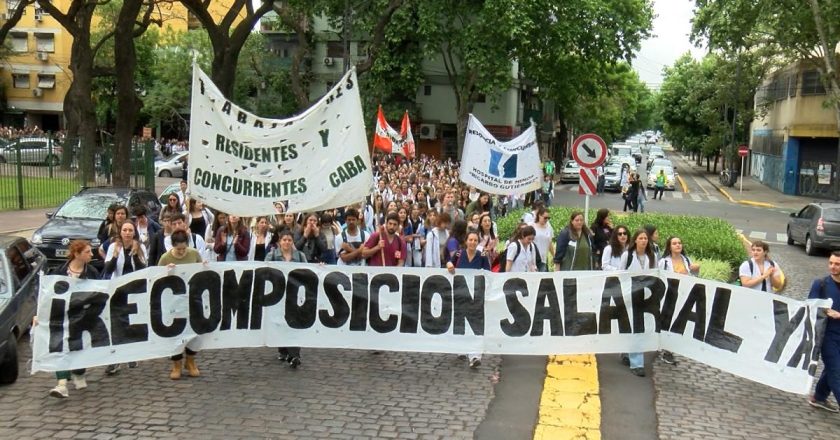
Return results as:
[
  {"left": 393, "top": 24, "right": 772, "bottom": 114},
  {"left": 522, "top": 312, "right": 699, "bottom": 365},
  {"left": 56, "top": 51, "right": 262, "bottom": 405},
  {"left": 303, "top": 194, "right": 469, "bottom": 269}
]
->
[
  {"left": 71, "top": 374, "right": 87, "bottom": 390},
  {"left": 469, "top": 358, "right": 481, "bottom": 369},
  {"left": 49, "top": 384, "right": 68, "bottom": 398}
]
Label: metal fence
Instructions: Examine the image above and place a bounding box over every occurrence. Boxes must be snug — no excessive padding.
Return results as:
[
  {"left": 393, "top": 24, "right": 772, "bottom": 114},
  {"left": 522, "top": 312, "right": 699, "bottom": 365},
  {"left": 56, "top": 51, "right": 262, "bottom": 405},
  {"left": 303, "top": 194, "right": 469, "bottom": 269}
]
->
[{"left": 0, "top": 135, "right": 156, "bottom": 211}]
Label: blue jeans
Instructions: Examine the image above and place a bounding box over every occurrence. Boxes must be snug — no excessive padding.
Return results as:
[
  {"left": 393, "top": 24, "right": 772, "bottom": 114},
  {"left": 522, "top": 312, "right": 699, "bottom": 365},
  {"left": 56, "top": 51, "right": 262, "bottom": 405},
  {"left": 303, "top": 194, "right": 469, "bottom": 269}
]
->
[
  {"left": 815, "top": 336, "right": 840, "bottom": 405},
  {"left": 629, "top": 352, "right": 644, "bottom": 369}
]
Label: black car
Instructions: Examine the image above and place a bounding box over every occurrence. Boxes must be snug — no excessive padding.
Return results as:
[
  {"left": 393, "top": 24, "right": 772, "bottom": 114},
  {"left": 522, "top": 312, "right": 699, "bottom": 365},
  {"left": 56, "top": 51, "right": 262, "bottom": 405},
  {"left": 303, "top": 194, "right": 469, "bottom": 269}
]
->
[
  {"left": 31, "top": 187, "right": 162, "bottom": 267},
  {"left": 787, "top": 202, "right": 840, "bottom": 255},
  {"left": 0, "top": 236, "right": 45, "bottom": 384}
]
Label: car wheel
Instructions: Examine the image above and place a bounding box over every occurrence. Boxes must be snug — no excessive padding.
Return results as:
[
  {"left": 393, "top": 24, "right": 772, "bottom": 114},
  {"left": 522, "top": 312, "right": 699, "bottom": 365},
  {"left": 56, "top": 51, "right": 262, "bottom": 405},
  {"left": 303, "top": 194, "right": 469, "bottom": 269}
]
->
[
  {"left": 0, "top": 335, "right": 18, "bottom": 385},
  {"left": 160, "top": 170, "right": 172, "bottom": 178},
  {"left": 786, "top": 227, "right": 795, "bottom": 245},
  {"left": 805, "top": 234, "right": 819, "bottom": 256},
  {"left": 44, "top": 155, "right": 59, "bottom": 166}
]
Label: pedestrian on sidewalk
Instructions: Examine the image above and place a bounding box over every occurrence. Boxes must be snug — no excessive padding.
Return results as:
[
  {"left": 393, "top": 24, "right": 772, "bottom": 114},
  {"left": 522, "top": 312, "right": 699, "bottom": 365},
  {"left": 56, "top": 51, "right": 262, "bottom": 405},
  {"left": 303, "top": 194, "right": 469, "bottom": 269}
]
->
[
  {"left": 622, "top": 175, "right": 634, "bottom": 212},
  {"left": 619, "top": 229, "right": 657, "bottom": 377},
  {"left": 596, "top": 165, "right": 605, "bottom": 195},
  {"left": 654, "top": 170, "right": 666, "bottom": 200},
  {"left": 808, "top": 251, "right": 840, "bottom": 413},
  {"left": 636, "top": 177, "right": 648, "bottom": 213}
]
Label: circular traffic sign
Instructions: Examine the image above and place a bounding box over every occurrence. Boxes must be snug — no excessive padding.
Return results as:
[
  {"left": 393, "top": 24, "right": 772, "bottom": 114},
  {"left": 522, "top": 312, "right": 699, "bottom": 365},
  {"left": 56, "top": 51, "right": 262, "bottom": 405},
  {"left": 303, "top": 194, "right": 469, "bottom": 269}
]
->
[
  {"left": 738, "top": 145, "right": 749, "bottom": 157},
  {"left": 571, "top": 133, "right": 607, "bottom": 168}
]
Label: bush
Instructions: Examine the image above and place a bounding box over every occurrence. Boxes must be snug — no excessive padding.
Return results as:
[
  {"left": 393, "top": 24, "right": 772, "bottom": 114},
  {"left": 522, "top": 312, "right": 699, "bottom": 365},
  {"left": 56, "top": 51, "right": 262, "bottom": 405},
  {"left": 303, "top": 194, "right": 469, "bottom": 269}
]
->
[
  {"left": 497, "top": 207, "right": 746, "bottom": 273},
  {"left": 696, "top": 258, "right": 732, "bottom": 283}
]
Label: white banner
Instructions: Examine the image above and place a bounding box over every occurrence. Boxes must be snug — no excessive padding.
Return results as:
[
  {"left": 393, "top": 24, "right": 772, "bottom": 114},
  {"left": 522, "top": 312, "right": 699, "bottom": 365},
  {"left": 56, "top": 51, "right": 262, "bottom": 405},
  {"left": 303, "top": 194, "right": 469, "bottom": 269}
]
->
[
  {"left": 187, "top": 66, "right": 372, "bottom": 216},
  {"left": 459, "top": 114, "right": 542, "bottom": 195},
  {"left": 32, "top": 263, "right": 830, "bottom": 395}
]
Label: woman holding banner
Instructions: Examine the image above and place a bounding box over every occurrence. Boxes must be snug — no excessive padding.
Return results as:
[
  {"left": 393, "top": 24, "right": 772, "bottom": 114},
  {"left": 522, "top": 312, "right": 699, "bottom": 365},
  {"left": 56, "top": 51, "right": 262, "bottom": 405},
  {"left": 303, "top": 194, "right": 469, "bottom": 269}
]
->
[
  {"left": 530, "top": 207, "right": 554, "bottom": 272},
  {"left": 447, "top": 230, "right": 491, "bottom": 368},
  {"left": 553, "top": 211, "right": 594, "bottom": 271},
  {"left": 48, "top": 240, "right": 99, "bottom": 398},
  {"left": 600, "top": 225, "right": 629, "bottom": 271},
  {"left": 265, "top": 230, "right": 307, "bottom": 368},
  {"left": 657, "top": 236, "right": 701, "bottom": 365},
  {"left": 619, "top": 229, "right": 658, "bottom": 377},
  {"left": 214, "top": 214, "right": 251, "bottom": 262},
  {"left": 248, "top": 216, "right": 272, "bottom": 262}
]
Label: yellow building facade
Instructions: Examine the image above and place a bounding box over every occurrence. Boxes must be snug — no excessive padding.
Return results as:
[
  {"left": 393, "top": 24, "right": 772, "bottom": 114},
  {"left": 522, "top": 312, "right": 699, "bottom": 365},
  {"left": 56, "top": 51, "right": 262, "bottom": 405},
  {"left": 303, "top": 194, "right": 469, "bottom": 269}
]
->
[{"left": 1, "top": 0, "right": 243, "bottom": 131}]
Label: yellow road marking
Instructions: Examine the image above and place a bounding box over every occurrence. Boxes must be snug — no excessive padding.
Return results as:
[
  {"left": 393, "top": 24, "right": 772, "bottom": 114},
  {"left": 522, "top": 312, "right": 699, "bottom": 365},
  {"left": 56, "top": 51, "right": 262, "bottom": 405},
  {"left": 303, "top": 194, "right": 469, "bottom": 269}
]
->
[
  {"left": 677, "top": 175, "right": 689, "bottom": 193},
  {"left": 533, "top": 355, "right": 601, "bottom": 440}
]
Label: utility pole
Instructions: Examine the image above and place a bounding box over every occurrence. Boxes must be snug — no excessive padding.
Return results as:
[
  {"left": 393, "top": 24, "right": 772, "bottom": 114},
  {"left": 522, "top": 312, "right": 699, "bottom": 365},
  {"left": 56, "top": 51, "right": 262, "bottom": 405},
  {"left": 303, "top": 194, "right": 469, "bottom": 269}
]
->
[
  {"left": 731, "top": 51, "right": 741, "bottom": 173},
  {"left": 343, "top": 0, "right": 351, "bottom": 73}
]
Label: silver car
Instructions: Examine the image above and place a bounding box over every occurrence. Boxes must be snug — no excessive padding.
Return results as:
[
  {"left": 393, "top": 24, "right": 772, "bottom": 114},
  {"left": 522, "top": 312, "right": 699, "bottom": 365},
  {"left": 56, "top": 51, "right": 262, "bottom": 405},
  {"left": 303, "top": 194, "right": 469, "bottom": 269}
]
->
[
  {"left": 646, "top": 165, "right": 677, "bottom": 190},
  {"left": 559, "top": 160, "right": 580, "bottom": 183},
  {"left": 154, "top": 152, "right": 188, "bottom": 178},
  {"left": 0, "top": 137, "right": 63, "bottom": 165}
]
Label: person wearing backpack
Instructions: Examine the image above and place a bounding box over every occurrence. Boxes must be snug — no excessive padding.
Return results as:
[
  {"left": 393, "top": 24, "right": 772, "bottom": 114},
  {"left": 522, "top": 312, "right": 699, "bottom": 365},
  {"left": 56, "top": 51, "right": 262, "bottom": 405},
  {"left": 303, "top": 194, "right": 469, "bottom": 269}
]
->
[
  {"left": 506, "top": 225, "right": 538, "bottom": 273},
  {"left": 657, "top": 236, "right": 701, "bottom": 366},
  {"left": 424, "top": 212, "right": 451, "bottom": 268},
  {"left": 808, "top": 251, "right": 840, "bottom": 412},
  {"left": 619, "top": 229, "right": 657, "bottom": 377},
  {"left": 447, "top": 230, "right": 491, "bottom": 368},
  {"left": 265, "top": 230, "right": 308, "bottom": 368},
  {"left": 553, "top": 211, "right": 594, "bottom": 271},
  {"left": 335, "top": 208, "right": 367, "bottom": 266},
  {"left": 738, "top": 240, "right": 783, "bottom": 292}
]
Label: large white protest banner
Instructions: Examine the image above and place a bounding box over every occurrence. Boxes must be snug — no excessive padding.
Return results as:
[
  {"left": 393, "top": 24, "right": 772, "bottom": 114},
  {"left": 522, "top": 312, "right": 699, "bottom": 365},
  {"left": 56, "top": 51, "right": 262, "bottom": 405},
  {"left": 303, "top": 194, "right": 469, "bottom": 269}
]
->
[
  {"left": 32, "top": 264, "right": 830, "bottom": 394},
  {"left": 187, "top": 66, "right": 372, "bottom": 216},
  {"left": 459, "top": 114, "right": 543, "bottom": 195}
]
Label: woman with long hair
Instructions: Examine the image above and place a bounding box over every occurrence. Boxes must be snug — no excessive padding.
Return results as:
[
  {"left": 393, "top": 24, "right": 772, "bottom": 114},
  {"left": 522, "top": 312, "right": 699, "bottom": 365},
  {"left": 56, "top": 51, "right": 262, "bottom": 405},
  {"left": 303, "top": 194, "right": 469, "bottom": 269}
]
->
[
  {"left": 185, "top": 198, "right": 209, "bottom": 238},
  {"left": 656, "top": 235, "right": 701, "bottom": 366},
  {"left": 372, "top": 195, "right": 385, "bottom": 228},
  {"left": 446, "top": 230, "right": 491, "bottom": 368},
  {"left": 319, "top": 211, "right": 341, "bottom": 264},
  {"left": 206, "top": 211, "right": 227, "bottom": 247},
  {"left": 477, "top": 213, "right": 498, "bottom": 265},
  {"left": 601, "top": 225, "right": 630, "bottom": 271},
  {"left": 530, "top": 207, "right": 554, "bottom": 272},
  {"left": 97, "top": 204, "right": 118, "bottom": 243},
  {"left": 99, "top": 205, "right": 130, "bottom": 258},
  {"left": 48, "top": 240, "right": 99, "bottom": 398},
  {"left": 445, "top": 220, "right": 468, "bottom": 264},
  {"left": 248, "top": 216, "right": 273, "bottom": 261},
  {"left": 644, "top": 224, "right": 661, "bottom": 260},
  {"left": 213, "top": 214, "right": 250, "bottom": 261},
  {"left": 591, "top": 208, "right": 613, "bottom": 269},
  {"left": 265, "top": 230, "right": 307, "bottom": 368},
  {"left": 161, "top": 193, "right": 182, "bottom": 220},
  {"left": 619, "top": 229, "right": 657, "bottom": 377},
  {"left": 295, "top": 213, "right": 326, "bottom": 264},
  {"left": 553, "top": 211, "right": 594, "bottom": 271}
]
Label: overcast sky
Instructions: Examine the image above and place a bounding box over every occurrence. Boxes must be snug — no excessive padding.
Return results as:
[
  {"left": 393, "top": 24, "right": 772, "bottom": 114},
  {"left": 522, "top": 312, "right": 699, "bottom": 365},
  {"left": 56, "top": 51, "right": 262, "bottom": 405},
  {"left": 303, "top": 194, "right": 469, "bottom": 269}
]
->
[{"left": 632, "top": 0, "right": 707, "bottom": 90}]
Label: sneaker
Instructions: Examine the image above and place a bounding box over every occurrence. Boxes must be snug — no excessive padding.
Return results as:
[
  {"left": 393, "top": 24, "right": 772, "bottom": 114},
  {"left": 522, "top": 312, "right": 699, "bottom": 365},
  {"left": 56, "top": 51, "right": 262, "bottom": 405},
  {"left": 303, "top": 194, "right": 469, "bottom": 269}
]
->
[
  {"left": 620, "top": 354, "right": 630, "bottom": 367},
  {"left": 457, "top": 355, "right": 468, "bottom": 361},
  {"left": 49, "top": 384, "right": 68, "bottom": 398},
  {"left": 630, "top": 368, "right": 646, "bottom": 377},
  {"left": 277, "top": 353, "right": 288, "bottom": 362},
  {"left": 128, "top": 362, "right": 138, "bottom": 368},
  {"left": 660, "top": 351, "right": 677, "bottom": 365},
  {"left": 105, "top": 364, "right": 121, "bottom": 375},
  {"left": 71, "top": 374, "right": 87, "bottom": 390},
  {"left": 288, "top": 356, "right": 301, "bottom": 369},
  {"left": 809, "top": 396, "right": 840, "bottom": 413},
  {"left": 469, "top": 358, "right": 481, "bottom": 369}
]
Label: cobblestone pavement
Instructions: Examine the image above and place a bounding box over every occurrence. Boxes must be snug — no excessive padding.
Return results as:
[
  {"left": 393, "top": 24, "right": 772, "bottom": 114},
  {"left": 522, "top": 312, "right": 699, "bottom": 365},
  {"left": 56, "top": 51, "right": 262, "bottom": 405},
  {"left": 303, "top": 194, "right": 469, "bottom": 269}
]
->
[
  {"left": 0, "top": 344, "right": 501, "bottom": 439},
  {"left": 653, "top": 244, "right": 838, "bottom": 439}
]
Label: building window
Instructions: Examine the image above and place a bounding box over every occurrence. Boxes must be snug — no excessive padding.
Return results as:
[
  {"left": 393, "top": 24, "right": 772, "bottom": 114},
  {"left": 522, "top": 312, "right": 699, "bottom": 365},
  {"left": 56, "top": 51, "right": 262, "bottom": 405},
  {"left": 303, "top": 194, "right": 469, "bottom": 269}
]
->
[
  {"left": 801, "top": 70, "right": 826, "bottom": 96},
  {"left": 326, "top": 41, "right": 344, "bottom": 58},
  {"left": 37, "top": 74, "right": 55, "bottom": 89},
  {"left": 13, "top": 73, "right": 30, "bottom": 89},
  {"left": 11, "top": 32, "right": 27, "bottom": 52},
  {"left": 34, "top": 1, "right": 49, "bottom": 15},
  {"left": 423, "top": 85, "right": 432, "bottom": 96},
  {"left": 34, "top": 32, "right": 55, "bottom": 52}
]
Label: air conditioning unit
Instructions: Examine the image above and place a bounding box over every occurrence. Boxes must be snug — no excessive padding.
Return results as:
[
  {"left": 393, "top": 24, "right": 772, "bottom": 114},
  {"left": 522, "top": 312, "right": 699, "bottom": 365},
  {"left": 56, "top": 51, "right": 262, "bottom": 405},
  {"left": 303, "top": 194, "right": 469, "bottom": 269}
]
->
[
  {"left": 34, "top": 12, "right": 43, "bottom": 21},
  {"left": 36, "top": 51, "right": 49, "bottom": 61},
  {"left": 323, "top": 57, "right": 334, "bottom": 66},
  {"left": 419, "top": 124, "right": 437, "bottom": 140},
  {"left": 32, "top": 88, "right": 43, "bottom": 97}
]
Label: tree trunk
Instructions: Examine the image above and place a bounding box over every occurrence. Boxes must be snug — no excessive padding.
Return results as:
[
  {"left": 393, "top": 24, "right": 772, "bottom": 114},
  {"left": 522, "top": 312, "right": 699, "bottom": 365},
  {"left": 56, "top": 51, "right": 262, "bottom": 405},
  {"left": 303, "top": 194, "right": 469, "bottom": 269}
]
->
[
  {"left": 211, "top": 48, "right": 239, "bottom": 99},
  {"left": 455, "top": 100, "right": 473, "bottom": 159},
  {"left": 67, "top": 32, "right": 98, "bottom": 185},
  {"left": 111, "top": 0, "right": 144, "bottom": 187}
]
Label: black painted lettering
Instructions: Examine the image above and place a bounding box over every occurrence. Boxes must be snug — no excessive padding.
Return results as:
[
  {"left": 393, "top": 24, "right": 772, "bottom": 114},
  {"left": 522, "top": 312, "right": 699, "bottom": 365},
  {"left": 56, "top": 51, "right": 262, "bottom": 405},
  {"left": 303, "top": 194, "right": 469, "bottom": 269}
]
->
[
  {"left": 563, "top": 278, "right": 597, "bottom": 336},
  {"left": 109, "top": 279, "right": 149, "bottom": 345},
  {"left": 188, "top": 271, "right": 222, "bottom": 334},
  {"left": 369, "top": 274, "right": 399, "bottom": 333},
  {"left": 321, "top": 272, "right": 351, "bottom": 328},
  {"left": 67, "top": 291, "right": 110, "bottom": 351},
  {"left": 420, "top": 275, "right": 452, "bottom": 335},
  {"left": 150, "top": 276, "right": 187, "bottom": 337},
  {"left": 704, "top": 287, "right": 743, "bottom": 353},
  {"left": 250, "top": 267, "right": 285, "bottom": 329},
  {"left": 453, "top": 275, "right": 484, "bottom": 336},
  {"left": 599, "top": 276, "right": 630, "bottom": 334},
  {"left": 669, "top": 284, "right": 707, "bottom": 341},
  {"left": 221, "top": 269, "right": 253, "bottom": 331},
  {"left": 531, "top": 278, "right": 563, "bottom": 336},
  {"left": 400, "top": 274, "right": 421, "bottom": 333},
  {"left": 500, "top": 278, "right": 531, "bottom": 337}
]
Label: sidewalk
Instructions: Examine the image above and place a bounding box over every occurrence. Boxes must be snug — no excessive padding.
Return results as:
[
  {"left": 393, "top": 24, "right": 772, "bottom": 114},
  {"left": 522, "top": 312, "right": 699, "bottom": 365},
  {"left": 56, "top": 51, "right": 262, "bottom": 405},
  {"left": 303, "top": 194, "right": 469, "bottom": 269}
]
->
[
  {"left": 0, "top": 207, "right": 52, "bottom": 235},
  {"left": 670, "top": 151, "right": 813, "bottom": 212}
]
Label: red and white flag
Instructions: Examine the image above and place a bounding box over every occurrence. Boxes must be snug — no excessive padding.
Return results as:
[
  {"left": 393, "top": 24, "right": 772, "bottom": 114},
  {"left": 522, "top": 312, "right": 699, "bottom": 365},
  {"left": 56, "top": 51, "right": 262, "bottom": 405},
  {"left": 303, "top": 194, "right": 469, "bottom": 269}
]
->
[{"left": 373, "top": 105, "right": 414, "bottom": 159}]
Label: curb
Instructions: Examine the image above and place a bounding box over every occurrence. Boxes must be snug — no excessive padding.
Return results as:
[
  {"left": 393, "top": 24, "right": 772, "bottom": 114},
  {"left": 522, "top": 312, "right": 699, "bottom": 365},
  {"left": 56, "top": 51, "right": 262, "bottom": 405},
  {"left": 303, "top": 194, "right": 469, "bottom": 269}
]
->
[
  {"left": 737, "top": 232, "right": 753, "bottom": 249},
  {"left": 709, "top": 178, "right": 778, "bottom": 209},
  {"left": 0, "top": 227, "right": 35, "bottom": 236},
  {"left": 676, "top": 175, "right": 689, "bottom": 194}
]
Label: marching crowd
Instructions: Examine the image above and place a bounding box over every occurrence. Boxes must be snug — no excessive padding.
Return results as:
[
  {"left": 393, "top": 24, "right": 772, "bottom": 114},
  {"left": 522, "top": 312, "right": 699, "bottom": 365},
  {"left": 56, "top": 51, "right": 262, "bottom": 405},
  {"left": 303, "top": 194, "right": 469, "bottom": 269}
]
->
[{"left": 40, "top": 152, "right": 840, "bottom": 415}]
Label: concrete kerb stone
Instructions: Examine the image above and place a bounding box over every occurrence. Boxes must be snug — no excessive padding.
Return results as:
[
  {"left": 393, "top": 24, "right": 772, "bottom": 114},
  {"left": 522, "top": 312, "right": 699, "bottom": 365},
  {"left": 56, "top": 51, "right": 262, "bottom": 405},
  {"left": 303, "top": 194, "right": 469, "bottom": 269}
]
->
[
  {"left": 676, "top": 175, "right": 689, "bottom": 194},
  {"left": 714, "top": 181, "right": 778, "bottom": 209}
]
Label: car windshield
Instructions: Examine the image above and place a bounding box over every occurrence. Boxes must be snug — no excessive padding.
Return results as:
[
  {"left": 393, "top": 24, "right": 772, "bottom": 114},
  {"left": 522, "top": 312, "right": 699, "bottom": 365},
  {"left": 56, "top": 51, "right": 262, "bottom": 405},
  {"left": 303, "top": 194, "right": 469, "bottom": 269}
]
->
[
  {"left": 55, "top": 194, "right": 122, "bottom": 220},
  {"left": 824, "top": 208, "right": 840, "bottom": 222},
  {"left": 650, "top": 167, "right": 673, "bottom": 175}
]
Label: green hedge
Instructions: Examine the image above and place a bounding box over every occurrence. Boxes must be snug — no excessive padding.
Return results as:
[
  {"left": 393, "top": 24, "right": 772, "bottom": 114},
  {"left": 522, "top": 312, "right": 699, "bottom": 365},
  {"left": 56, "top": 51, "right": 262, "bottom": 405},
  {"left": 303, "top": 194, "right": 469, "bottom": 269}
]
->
[{"left": 497, "top": 207, "right": 746, "bottom": 274}]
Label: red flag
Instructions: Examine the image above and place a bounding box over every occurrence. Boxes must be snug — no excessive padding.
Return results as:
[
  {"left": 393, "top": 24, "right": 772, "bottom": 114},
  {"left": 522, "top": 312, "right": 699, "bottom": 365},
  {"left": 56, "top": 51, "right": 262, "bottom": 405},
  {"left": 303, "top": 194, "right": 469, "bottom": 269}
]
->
[
  {"left": 373, "top": 105, "right": 396, "bottom": 154},
  {"left": 400, "top": 111, "right": 415, "bottom": 160}
]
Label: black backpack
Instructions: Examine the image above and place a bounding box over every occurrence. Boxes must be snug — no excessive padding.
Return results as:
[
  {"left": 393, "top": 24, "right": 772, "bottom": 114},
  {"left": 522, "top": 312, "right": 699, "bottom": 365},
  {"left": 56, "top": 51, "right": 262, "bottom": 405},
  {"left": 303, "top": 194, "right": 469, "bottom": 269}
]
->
[
  {"left": 747, "top": 259, "right": 776, "bottom": 292},
  {"left": 498, "top": 241, "right": 541, "bottom": 272}
]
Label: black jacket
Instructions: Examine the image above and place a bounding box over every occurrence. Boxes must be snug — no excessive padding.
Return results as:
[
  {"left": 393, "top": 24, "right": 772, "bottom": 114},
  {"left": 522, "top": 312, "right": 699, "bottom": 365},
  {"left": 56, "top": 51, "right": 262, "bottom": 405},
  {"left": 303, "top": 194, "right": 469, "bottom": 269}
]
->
[{"left": 50, "top": 261, "right": 100, "bottom": 279}]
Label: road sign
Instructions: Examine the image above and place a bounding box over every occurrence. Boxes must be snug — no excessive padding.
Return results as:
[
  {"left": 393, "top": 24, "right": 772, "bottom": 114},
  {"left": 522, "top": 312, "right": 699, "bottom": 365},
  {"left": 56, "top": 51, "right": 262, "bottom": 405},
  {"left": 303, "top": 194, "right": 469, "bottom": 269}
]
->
[
  {"left": 738, "top": 146, "right": 749, "bottom": 157},
  {"left": 579, "top": 168, "right": 597, "bottom": 195},
  {"left": 572, "top": 133, "right": 607, "bottom": 168}
]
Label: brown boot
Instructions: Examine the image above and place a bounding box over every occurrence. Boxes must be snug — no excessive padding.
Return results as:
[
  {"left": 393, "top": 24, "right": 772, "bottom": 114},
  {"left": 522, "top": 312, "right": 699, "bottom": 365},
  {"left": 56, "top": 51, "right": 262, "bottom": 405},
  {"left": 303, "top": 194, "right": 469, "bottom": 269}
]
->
[
  {"left": 185, "top": 355, "right": 200, "bottom": 377},
  {"left": 169, "top": 360, "right": 182, "bottom": 380}
]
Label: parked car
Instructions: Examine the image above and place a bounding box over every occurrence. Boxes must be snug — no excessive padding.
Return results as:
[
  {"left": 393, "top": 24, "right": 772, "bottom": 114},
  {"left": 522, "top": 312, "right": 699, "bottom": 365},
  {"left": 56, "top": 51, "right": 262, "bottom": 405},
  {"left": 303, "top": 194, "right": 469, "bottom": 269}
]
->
[
  {"left": 158, "top": 182, "right": 181, "bottom": 205},
  {"left": 787, "top": 203, "right": 840, "bottom": 255},
  {"left": 31, "top": 187, "right": 162, "bottom": 268},
  {"left": 603, "top": 165, "right": 623, "bottom": 192},
  {"left": 154, "top": 152, "right": 188, "bottom": 178},
  {"left": 646, "top": 165, "right": 677, "bottom": 190},
  {"left": 0, "top": 236, "right": 45, "bottom": 384},
  {"left": 606, "top": 157, "right": 636, "bottom": 174},
  {"left": 610, "top": 144, "right": 633, "bottom": 160},
  {"left": 559, "top": 160, "right": 580, "bottom": 183},
  {"left": 0, "top": 137, "right": 63, "bottom": 166},
  {"left": 631, "top": 145, "right": 642, "bottom": 164}
]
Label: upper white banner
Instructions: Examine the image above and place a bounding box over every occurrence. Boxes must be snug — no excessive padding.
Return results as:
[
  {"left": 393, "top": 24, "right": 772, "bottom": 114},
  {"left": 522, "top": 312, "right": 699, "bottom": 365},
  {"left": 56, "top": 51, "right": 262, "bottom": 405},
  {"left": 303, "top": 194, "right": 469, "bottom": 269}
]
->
[
  {"left": 187, "top": 66, "right": 372, "bottom": 216},
  {"left": 31, "top": 263, "right": 830, "bottom": 395},
  {"left": 459, "top": 114, "right": 542, "bottom": 195}
]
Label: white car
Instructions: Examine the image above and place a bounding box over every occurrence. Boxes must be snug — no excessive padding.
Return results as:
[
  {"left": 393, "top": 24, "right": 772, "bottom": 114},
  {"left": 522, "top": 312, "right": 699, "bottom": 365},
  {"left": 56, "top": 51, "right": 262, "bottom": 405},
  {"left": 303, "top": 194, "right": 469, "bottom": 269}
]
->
[
  {"left": 154, "top": 152, "right": 188, "bottom": 178},
  {"left": 559, "top": 160, "right": 580, "bottom": 183},
  {"left": 647, "top": 165, "right": 677, "bottom": 190}
]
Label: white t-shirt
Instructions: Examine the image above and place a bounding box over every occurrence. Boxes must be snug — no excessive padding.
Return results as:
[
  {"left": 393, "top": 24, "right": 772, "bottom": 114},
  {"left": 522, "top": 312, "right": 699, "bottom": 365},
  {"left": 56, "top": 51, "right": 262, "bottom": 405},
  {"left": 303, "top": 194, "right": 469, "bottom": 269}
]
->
[
  {"left": 530, "top": 222, "right": 553, "bottom": 263},
  {"left": 619, "top": 250, "right": 654, "bottom": 271},
  {"left": 601, "top": 245, "right": 623, "bottom": 271},
  {"left": 738, "top": 258, "right": 781, "bottom": 292},
  {"left": 506, "top": 240, "right": 535, "bottom": 272},
  {"left": 335, "top": 229, "right": 366, "bottom": 266}
]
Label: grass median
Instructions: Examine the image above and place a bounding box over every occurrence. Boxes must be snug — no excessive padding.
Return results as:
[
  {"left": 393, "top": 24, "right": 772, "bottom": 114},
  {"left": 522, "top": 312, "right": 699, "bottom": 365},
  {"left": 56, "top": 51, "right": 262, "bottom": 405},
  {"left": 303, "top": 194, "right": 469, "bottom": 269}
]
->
[{"left": 0, "top": 176, "right": 80, "bottom": 211}]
